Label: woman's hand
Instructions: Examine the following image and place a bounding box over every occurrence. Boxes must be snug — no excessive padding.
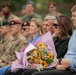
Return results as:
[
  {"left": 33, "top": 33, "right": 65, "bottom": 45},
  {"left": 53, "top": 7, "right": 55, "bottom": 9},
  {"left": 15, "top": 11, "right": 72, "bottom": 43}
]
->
[
  {"left": 55, "top": 58, "right": 70, "bottom": 70},
  {"left": 61, "top": 58, "right": 70, "bottom": 68},
  {"left": 56, "top": 64, "right": 68, "bottom": 70}
]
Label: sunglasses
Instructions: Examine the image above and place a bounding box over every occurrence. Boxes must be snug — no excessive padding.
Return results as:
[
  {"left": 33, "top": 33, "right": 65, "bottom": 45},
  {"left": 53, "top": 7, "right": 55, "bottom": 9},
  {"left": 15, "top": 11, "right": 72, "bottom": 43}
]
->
[
  {"left": 22, "top": 27, "right": 30, "bottom": 31},
  {"left": 22, "top": 28, "right": 26, "bottom": 31},
  {"left": 53, "top": 23, "right": 59, "bottom": 28}
]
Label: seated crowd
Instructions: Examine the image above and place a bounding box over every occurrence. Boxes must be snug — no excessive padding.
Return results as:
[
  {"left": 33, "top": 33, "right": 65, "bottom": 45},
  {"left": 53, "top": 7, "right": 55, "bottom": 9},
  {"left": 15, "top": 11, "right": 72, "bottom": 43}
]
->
[{"left": 0, "top": 1, "right": 76, "bottom": 75}]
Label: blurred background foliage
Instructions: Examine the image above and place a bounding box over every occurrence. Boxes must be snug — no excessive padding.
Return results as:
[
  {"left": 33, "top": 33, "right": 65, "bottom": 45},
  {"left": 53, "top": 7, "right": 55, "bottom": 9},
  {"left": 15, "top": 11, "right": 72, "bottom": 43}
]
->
[{"left": 0, "top": 0, "right": 76, "bottom": 18}]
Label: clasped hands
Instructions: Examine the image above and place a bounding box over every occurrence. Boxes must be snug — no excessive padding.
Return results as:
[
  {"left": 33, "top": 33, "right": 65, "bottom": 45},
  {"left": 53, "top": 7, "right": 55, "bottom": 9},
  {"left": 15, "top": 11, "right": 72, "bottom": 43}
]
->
[{"left": 56, "top": 58, "right": 70, "bottom": 70}]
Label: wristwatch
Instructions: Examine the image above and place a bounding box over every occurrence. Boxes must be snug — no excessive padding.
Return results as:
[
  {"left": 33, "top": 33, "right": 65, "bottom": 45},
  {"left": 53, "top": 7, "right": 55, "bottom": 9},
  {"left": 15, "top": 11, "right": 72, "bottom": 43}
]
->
[{"left": 59, "top": 58, "right": 62, "bottom": 64}]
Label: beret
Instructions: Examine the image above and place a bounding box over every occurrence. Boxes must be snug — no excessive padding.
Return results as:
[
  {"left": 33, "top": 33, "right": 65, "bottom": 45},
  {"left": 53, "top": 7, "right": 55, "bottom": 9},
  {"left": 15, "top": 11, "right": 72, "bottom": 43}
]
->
[
  {"left": 10, "top": 20, "right": 22, "bottom": 26},
  {"left": 0, "top": 22, "right": 3, "bottom": 26},
  {"left": 22, "top": 21, "right": 30, "bottom": 27},
  {"left": 0, "top": 21, "right": 10, "bottom": 26}
]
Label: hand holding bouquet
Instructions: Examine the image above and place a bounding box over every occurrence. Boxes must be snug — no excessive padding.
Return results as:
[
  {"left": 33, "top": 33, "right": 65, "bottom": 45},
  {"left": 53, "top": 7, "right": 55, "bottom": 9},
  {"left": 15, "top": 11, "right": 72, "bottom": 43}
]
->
[{"left": 26, "top": 42, "right": 55, "bottom": 71}]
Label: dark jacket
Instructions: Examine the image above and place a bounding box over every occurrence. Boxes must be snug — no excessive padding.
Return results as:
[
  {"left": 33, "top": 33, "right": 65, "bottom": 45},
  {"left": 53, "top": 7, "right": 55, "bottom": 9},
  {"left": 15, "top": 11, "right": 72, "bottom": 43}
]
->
[{"left": 54, "top": 36, "right": 70, "bottom": 58}]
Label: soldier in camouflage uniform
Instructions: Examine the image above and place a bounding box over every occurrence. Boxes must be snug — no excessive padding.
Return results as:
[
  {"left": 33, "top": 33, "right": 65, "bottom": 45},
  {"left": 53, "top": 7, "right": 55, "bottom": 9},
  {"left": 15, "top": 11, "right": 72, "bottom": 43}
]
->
[
  {"left": 0, "top": 20, "right": 28, "bottom": 67},
  {"left": 5, "top": 20, "right": 27, "bottom": 65},
  {"left": 0, "top": 2, "right": 20, "bottom": 22},
  {"left": 10, "top": 20, "right": 27, "bottom": 51},
  {"left": 0, "top": 21, "right": 14, "bottom": 67},
  {"left": 22, "top": 1, "right": 41, "bottom": 22}
]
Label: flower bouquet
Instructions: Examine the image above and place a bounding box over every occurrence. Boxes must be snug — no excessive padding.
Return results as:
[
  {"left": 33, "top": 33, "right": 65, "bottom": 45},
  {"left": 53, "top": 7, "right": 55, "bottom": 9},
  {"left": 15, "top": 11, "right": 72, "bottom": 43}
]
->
[
  {"left": 11, "top": 31, "right": 57, "bottom": 72},
  {"left": 26, "top": 42, "right": 55, "bottom": 71}
]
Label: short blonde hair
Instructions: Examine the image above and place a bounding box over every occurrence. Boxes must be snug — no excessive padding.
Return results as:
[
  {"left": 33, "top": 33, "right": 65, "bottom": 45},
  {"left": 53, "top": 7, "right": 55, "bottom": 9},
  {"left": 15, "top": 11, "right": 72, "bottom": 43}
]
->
[
  {"left": 71, "top": 5, "right": 76, "bottom": 12},
  {"left": 31, "top": 18, "right": 44, "bottom": 35}
]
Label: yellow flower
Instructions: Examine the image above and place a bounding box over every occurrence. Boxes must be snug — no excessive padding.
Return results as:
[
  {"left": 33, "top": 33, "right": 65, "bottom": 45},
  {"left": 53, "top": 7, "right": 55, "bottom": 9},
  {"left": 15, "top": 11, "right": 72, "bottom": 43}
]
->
[
  {"left": 32, "top": 49, "right": 42, "bottom": 60},
  {"left": 40, "top": 60, "right": 48, "bottom": 68},
  {"left": 27, "top": 42, "right": 55, "bottom": 70},
  {"left": 38, "top": 42, "right": 45, "bottom": 48},
  {"left": 47, "top": 52, "right": 54, "bottom": 60},
  {"left": 32, "top": 55, "right": 36, "bottom": 60}
]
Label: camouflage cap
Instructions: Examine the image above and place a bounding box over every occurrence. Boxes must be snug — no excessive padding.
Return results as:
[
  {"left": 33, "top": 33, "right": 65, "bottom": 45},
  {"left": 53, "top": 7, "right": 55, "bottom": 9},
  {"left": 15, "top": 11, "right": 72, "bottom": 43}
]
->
[
  {"left": 0, "top": 21, "right": 10, "bottom": 26},
  {"left": 10, "top": 20, "right": 22, "bottom": 26}
]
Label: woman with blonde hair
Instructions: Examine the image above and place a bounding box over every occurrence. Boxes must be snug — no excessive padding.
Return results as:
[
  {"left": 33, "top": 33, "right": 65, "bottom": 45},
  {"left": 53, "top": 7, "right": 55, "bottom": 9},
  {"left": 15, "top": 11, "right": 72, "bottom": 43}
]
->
[{"left": 28, "top": 18, "right": 44, "bottom": 43}]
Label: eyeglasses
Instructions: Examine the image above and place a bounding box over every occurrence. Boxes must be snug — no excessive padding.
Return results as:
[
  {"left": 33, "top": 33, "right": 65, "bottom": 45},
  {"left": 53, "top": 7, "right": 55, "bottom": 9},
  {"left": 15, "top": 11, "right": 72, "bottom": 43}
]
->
[{"left": 53, "top": 23, "right": 59, "bottom": 28}]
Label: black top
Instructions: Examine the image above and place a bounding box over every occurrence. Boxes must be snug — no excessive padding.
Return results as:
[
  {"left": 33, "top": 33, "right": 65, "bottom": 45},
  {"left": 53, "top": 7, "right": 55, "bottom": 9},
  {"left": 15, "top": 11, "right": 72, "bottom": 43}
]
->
[{"left": 54, "top": 37, "right": 70, "bottom": 58}]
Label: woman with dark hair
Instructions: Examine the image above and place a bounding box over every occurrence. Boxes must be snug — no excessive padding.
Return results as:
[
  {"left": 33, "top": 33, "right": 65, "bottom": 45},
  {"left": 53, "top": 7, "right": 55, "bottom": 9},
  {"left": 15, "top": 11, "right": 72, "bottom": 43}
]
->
[{"left": 53, "top": 15, "right": 73, "bottom": 58}]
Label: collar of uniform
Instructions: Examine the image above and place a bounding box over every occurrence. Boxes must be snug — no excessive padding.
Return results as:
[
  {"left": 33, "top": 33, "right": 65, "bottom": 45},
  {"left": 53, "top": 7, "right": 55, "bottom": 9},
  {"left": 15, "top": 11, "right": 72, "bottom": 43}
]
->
[
  {"left": 7, "top": 35, "right": 14, "bottom": 41},
  {"left": 17, "top": 34, "right": 26, "bottom": 40},
  {"left": 1, "top": 13, "right": 12, "bottom": 21}
]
